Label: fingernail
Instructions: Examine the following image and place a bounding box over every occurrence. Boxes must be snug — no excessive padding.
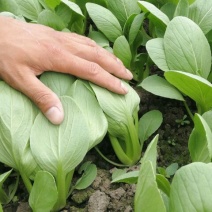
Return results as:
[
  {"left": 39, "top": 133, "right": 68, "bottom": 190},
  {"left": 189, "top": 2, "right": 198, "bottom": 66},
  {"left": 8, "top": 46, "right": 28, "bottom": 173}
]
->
[
  {"left": 121, "top": 82, "right": 129, "bottom": 93},
  {"left": 126, "top": 69, "right": 133, "bottom": 79},
  {"left": 45, "top": 106, "right": 64, "bottom": 125}
]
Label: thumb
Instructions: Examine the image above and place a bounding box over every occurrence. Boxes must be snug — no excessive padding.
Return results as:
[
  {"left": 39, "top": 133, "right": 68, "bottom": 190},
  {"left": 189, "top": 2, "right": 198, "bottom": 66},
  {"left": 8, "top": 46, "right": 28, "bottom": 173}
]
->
[{"left": 19, "top": 75, "right": 64, "bottom": 125}]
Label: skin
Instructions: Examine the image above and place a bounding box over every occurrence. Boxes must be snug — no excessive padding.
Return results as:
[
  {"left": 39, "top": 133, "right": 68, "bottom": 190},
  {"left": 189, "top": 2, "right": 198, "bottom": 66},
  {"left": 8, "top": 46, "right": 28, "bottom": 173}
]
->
[{"left": 0, "top": 16, "right": 133, "bottom": 124}]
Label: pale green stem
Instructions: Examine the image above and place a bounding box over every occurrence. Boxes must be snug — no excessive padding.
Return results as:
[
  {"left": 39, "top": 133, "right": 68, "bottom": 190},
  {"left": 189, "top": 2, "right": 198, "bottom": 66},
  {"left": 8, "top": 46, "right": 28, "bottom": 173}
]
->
[
  {"left": 95, "top": 147, "right": 129, "bottom": 167},
  {"left": 53, "top": 166, "right": 66, "bottom": 211},
  {"left": 183, "top": 101, "right": 194, "bottom": 121},
  {"left": 66, "top": 170, "right": 75, "bottom": 197},
  {"left": 109, "top": 134, "right": 133, "bottom": 165},
  {"left": 20, "top": 171, "right": 32, "bottom": 193},
  {"left": 127, "top": 114, "right": 141, "bottom": 163}
]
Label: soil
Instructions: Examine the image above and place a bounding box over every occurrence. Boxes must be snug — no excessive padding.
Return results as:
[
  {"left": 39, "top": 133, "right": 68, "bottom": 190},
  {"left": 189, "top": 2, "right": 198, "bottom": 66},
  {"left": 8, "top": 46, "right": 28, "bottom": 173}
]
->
[{"left": 2, "top": 85, "right": 193, "bottom": 212}]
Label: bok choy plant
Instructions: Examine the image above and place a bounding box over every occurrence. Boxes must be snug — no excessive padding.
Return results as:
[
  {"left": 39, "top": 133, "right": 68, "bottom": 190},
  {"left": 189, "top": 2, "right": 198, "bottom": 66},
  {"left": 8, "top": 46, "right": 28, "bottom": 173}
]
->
[
  {"left": 90, "top": 81, "right": 141, "bottom": 165},
  {"left": 0, "top": 72, "right": 108, "bottom": 211},
  {"left": 140, "top": 14, "right": 212, "bottom": 116}
]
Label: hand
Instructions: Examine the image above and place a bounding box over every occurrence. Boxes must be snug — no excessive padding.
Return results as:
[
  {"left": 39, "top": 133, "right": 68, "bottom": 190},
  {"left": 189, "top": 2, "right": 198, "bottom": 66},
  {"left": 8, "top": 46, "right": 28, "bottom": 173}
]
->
[{"left": 0, "top": 16, "right": 133, "bottom": 124}]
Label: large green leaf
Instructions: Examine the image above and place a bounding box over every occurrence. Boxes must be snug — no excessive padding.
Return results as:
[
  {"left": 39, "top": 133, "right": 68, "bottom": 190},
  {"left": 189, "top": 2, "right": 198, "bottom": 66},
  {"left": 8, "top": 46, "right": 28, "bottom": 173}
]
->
[
  {"left": 188, "top": 114, "right": 212, "bottom": 162},
  {"left": 113, "top": 36, "right": 132, "bottom": 69},
  {"left": 68, "top": 80, "right": 108, "bottom": 149},
  {"left": 29, "top": 171, "right": 58, "bottom": 211},
  {"left": 161, "top": 3, "right": 176, "bottom": 20},
  {"left": 174, "top": 0, "right": 189, "bottom": 17},
  {"left": 107, "top": 0, "right": 140, "bottom": 27},
  {"left": 0, "top": 82, "right": 37, "bottom": 176},
  {"left": 134, "top": 161, "right": 166, "bottom": 212},
  {"left": 14, "top": 0, "right": 42, "bottom": 21},
  {"left": 90, "top": 81, "right": 139, "bottom": 127},
  {"left": 40, "top": 72, "right": 76, "bottom": 97},
  {"left": 45, "top": 0, "right": 60, "bottom": 10},
  {"left": 86, "top": 3, "right": 122, "bottom": 42},
  {"left": 129, "top": 13, "right": 145, "bottom": 45},
  {"left": 30, "top": 96, "right": 90, "bottom": 176},
  {"left": 74, "top": 162, "right": 97, "bottom": 190},
  {"left": 146, "top": 38, "right": 169, "bottom": 71},
  {"left": 88, "top": 31, "right": 109, "bottom": 48},
  {"left": 164, "top": 16, "right": 211, "bottom": 78},
  {"left": 37, "top": 10, "right": 66, "bottom": 31},
  {"left": 140, "top": 75, "right": 185, "bottom": 101},
  {"left": 169, "top": 162, "right": 212, "bottom": 211},
  {"left": 61, "top": 0, "right": 84, "bottom": 17},
  {"left": 189, "top": 0, "right": 212, "bottom": 34},
  {"left": 139, "top": 111, "right": 163, "bottom": 145},
  {"left": 202, "top": 110, "right": 212, "bottom": 132},
  {"left": 165, "top": 71, "right": 212, "bottom": 113},
  {"left": 140, "top": 134, "right": 159, "bottom": 174},
  {"left": 0, "top": 0, "right": 21, "bottom": 16},
  {"left": 138, "top": 1, "right": 169, "bottom": 30}
]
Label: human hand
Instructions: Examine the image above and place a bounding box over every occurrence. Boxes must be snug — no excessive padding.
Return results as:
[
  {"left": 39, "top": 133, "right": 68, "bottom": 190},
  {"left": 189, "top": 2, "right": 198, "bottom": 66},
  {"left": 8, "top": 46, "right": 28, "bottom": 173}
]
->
[{"left": 0, "top": 16, "right": 133, "bottom": 124}]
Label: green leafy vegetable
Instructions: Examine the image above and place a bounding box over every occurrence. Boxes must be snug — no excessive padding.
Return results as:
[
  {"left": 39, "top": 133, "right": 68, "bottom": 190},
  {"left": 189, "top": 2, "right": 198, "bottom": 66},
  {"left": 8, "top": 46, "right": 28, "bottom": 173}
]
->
[
  {"left": 29, "top": 171, "right": 58, "bottom": 211},
  {"left": 138, "top": 110, "right": 163, "bottom": 146},
  {"left": 113, "top": 36, "right": 132, "bottom": 68},
  {"left": 0, "top": 81, "right": 38, "bottom": 192},
  {"left": 107, "top": 0, "right": 140, "bottom": 27},
  {"left": 86, "top": 3, "right": 122, "bottom": 42},
  {"left": 14, "top": 0, "right": 42, "bottom": 21},
  {"left": 188, "top": 114, "right": 212, "bottom": 162},
  {"left": 189, "top": 0, "right": 212, "bottom": 34},
  {"left": 74, "top": 162, "right": 97, "bottom": 190},
  {"left": 169, "top": 163, "right": 212, "bottom": 211},
  {"left": 30, "top": 96, "right": 91, "bottom": 210},
  {"left": 140, "top": 75, "right": 185, "bottom": 101},
  {"left": 37, "top": 10, "right": 66, "bottom": 30},
  {"left": 134, "top": 161, "right": 166, "bottom": 212},
  {"left": 138, "top": 1, "right": 170, "bottom": 30},
  {"left": 165, "top": 71, "right": 212, "bottom": 113},
  {"left": 90, "top": 81, "right": 140, "bottom": 165},
  {"left": 164, "top": 17, "right": 211, "bottom": 78}
]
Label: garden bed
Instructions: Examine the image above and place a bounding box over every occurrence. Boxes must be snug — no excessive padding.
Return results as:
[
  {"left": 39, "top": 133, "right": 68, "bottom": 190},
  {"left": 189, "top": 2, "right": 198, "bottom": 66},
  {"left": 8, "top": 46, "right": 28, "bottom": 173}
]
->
[{"left": 2, "top": 87, "right": 192, "bottom": 212}]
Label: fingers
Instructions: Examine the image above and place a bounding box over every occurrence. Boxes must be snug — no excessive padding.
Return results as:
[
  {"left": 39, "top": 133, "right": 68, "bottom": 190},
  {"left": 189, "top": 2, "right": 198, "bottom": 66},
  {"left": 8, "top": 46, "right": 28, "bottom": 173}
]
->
[
  {"left": 13, "top": 71, "right": 64, "bottom": 125},
  {"left": 60, "top": 32, "right": 96, "bottom": 47},
  {"left": 53, "top": 31, "right": 133, "bottom": 81},
  {"left": 68, "top": 42, "right": 133, "bottom": 80},
  {"left": 48, "top": 51, "right": 129, "bottom": 94}
]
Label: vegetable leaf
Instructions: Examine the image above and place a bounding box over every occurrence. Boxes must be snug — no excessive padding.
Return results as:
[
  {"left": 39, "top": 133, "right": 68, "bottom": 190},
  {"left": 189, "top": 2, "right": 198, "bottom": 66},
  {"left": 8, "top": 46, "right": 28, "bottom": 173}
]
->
[
  {"left": 164, "top": 16, "right": 211, "bottom": 78},
  {"left": 0, "top": 82, "right": 37, "bottom": 177},
  {"left": 68, "top": 80, "right": 108, "bottom": 149},
  {"left": 37, "top": 10, "right": 66, "bottom": 30},
  {"left": 134, "top": 161, "right": 166, "bottom": 212},
  {"left": 30, "top": 96, "right": 90, "bottom": 176},
  {"left": 169, "top": 163, "right": 212, "bottom": 211},
  {"left": 14, "top": 0, "right": 42, "bottom": 21},
  {"left": 165, "top": 71, "right": 212, "bottom": 113},
  {"left": 189, "top": 0, "right": 212, "bottom": 34},
  {"left": 29, "top": 171, "right": 58, "bottom": 212},
  {"left": 139, "top": 110, "right": 163, "bottom": 145},
  {"left": 140, "top": 75, "right": 185, "bottom": 101},
  {"left": 188, "top": 114, "right": 212, "bottom": 162},
  {"left": 138, "top": 1, "right": 169, "bottom": 30},
  {"left": 107, "top": 0, "right": 140, "bottom": 27},
  {"left": 146, "top": 38, "right": 169, "bottom": 71},
  {"left": 86, "top": 3, "right": 122, "bottom": 42},
  {"left": 113, "top": 36, "right": 132, "bottom": 69}
]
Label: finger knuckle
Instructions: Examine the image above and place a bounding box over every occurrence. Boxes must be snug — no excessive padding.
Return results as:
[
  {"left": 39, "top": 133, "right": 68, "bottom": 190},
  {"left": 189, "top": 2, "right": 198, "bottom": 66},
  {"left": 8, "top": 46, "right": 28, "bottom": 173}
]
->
[
  {"left": 33, "top": 91, "right": 52, "bottom": 108},
  {"left": 88, "top": 62, "right": 100, "bottom": 76},
  {"left": 94, "top": 46, "right": 104, "bottom": 59},
  {"left": 43, "top": 40, "right": 63, "bottom": 56}
]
